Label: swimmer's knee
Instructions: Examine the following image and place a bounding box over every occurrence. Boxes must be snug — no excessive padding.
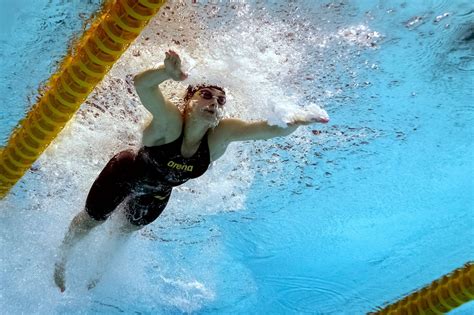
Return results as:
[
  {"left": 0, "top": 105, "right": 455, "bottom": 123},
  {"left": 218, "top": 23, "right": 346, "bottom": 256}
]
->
[
  {"left": 75, "top": 209, "right": 105, "bottom": 228},
  {"left": 113, "top": 149, "right": 137, "bottom": 164}
]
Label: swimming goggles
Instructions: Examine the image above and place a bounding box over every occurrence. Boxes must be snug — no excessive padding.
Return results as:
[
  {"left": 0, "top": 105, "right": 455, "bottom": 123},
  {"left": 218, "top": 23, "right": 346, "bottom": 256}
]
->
[{"left": 199, "top": 89, "right": 226, "bottom": 106}]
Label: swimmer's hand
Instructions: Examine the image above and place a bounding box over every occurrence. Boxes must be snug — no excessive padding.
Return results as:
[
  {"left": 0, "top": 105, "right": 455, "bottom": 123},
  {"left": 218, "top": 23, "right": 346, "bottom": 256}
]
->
[
  {"left": 164, "top": 50, "right": 188, "bottom": 81},
  {"left": 287, "top": 105, "right": 330, "bottom": 126},
  {"left": 289, "top": 115, "right": 329, "bottom": 126},
  {"left": 54, "top": 261, "right": 66, "bottom": 292}
]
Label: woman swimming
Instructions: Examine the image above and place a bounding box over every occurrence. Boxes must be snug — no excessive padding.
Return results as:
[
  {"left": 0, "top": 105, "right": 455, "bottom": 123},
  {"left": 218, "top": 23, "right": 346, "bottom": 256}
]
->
[{"left": 54, "top": 50, "right": 329, "bottom": 291}]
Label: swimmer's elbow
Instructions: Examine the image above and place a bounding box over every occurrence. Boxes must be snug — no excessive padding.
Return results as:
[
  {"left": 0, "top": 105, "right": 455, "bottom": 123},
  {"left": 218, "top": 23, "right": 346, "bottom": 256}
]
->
[
  {"left": 133, "top": 74, "right": 150, "bottom": 90},
  {"left": 133, "top": 66, "right": 170, "bottom": 89}
]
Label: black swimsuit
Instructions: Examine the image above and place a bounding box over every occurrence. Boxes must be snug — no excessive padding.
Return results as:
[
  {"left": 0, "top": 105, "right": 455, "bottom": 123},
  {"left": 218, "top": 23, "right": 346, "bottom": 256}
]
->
[{"left": 85, "top": 132, "right": 211, "bottom": 226}]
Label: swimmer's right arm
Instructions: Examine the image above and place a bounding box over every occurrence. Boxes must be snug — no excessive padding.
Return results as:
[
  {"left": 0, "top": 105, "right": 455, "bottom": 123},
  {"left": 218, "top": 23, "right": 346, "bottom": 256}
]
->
[{"left": 133, "top": 50, "right": 187, "bottom": 119}]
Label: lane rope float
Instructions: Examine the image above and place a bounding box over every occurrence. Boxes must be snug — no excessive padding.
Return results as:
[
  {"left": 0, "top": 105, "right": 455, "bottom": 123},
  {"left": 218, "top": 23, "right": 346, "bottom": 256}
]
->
[{"left": 0, "top": 0, "right": 166, "bottom": 199}]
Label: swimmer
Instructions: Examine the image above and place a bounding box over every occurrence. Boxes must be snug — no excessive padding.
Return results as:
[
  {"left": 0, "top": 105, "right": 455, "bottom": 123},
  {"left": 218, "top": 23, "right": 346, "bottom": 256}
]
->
[{"left": 53, "top": 50, "right": 329, "bottom": 292}]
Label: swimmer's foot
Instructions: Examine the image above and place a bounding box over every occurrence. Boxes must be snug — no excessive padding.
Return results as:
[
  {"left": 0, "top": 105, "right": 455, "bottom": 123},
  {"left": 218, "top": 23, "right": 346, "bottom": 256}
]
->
[{"left": 53, "top": 261, "right": 66, "bottom": 292}]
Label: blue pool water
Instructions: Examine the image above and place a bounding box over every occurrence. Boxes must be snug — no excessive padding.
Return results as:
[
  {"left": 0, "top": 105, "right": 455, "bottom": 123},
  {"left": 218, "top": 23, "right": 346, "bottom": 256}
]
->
[{"left": 1, "top": 0, "right": 473, "bottom": 314}]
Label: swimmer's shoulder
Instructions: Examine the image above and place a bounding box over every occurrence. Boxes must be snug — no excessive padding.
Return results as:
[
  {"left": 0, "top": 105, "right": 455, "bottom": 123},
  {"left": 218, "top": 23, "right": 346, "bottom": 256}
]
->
[
  {"left": 207, "top": 119, "right": 244, "bottom": 161},
  {"left": 142, "top": 111, "right": 183, "bottom": 147}
]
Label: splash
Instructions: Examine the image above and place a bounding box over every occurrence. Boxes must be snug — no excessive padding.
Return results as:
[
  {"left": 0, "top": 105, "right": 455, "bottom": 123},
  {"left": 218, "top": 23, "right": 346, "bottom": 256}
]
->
[{"left": 0, "top": 1, "right": 381, "bottom": 313}]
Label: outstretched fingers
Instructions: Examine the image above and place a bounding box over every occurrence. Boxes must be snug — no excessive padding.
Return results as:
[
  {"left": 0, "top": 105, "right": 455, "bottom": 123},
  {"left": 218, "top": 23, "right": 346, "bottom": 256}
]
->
[
  {"left": 164, "top": 50, "right": 187, "bottom": 81},
  {"left": 311, "top": 116, "right": 329, "bottom": 123},
  {"left": 166, "top": 50, "right": 179, "bottom": 60}
]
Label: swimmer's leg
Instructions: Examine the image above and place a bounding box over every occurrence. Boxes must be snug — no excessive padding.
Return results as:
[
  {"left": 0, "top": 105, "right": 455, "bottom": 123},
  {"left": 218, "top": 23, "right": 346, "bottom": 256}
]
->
[
  {"left": 86, "top": 191, "right": 171, "bottom": 289},
  {"left": 124, "top": 187, "right": 172, "bottom": 227},
  {"left": 54, "top": 210, "right": 103, "bottom": 292},
  {"left": 54, "top": 150, "right": 137, "bottom": 292},
  {"left": 86, "top": 223, "right": 139, "bottom": 290}
]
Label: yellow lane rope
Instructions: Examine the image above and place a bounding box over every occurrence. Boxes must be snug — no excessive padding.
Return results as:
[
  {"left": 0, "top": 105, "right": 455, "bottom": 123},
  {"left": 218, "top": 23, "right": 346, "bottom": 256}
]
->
[
  {"left": 371, "top": 262, "right": 474, "bottom": 314},
  {"left": 0, "top": 0, "right": 166, "bottom": 198}
]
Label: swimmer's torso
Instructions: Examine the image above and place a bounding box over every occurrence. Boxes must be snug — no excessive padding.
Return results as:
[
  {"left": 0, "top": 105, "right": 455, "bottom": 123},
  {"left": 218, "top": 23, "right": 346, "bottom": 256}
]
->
[
  {"left": 142, "top": 117, "right": 230, "bottom": 163},
  {"left": 136, "top": 131, "right": 211, "bottom": 187}
]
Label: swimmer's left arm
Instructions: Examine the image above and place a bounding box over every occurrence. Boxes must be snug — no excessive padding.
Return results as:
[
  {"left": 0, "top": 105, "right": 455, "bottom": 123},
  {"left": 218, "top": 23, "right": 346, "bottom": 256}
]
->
[
  {"left": 209, "top": 117, "right": 328, "bottom": 160},
  {"left": 217, "top": 117, "right": 328, "bottom": 142}
]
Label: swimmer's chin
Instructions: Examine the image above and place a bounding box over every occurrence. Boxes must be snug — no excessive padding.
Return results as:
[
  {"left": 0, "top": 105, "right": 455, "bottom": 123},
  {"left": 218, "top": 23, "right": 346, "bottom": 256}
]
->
[
  {"left": 200, "top": 108, "right": 222, "bottom": 121},
  {"left": 196, "top": 110, "right": 220, "bottom": 126}
]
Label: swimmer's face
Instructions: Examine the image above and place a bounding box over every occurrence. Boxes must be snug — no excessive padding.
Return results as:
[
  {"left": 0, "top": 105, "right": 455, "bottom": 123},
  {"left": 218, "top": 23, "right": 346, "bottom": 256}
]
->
[{"left": 187, "top": 88, "right": 226, "bottom": 126}]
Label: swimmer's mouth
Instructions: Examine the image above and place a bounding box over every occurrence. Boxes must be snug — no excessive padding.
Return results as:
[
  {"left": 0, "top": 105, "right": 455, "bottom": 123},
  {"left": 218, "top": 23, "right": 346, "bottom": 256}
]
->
[{"left": 203, "top": 108, "right": 216, "bottom": 114}]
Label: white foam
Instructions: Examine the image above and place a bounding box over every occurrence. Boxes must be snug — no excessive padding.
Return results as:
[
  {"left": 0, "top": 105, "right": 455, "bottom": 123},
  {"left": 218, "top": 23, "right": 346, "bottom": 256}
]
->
[
  {"left": 337, "top": 24, "right": 381, "bottom": 47},
  {"left": 0, "top": 1, "right": 381, "bottom": 313}
]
